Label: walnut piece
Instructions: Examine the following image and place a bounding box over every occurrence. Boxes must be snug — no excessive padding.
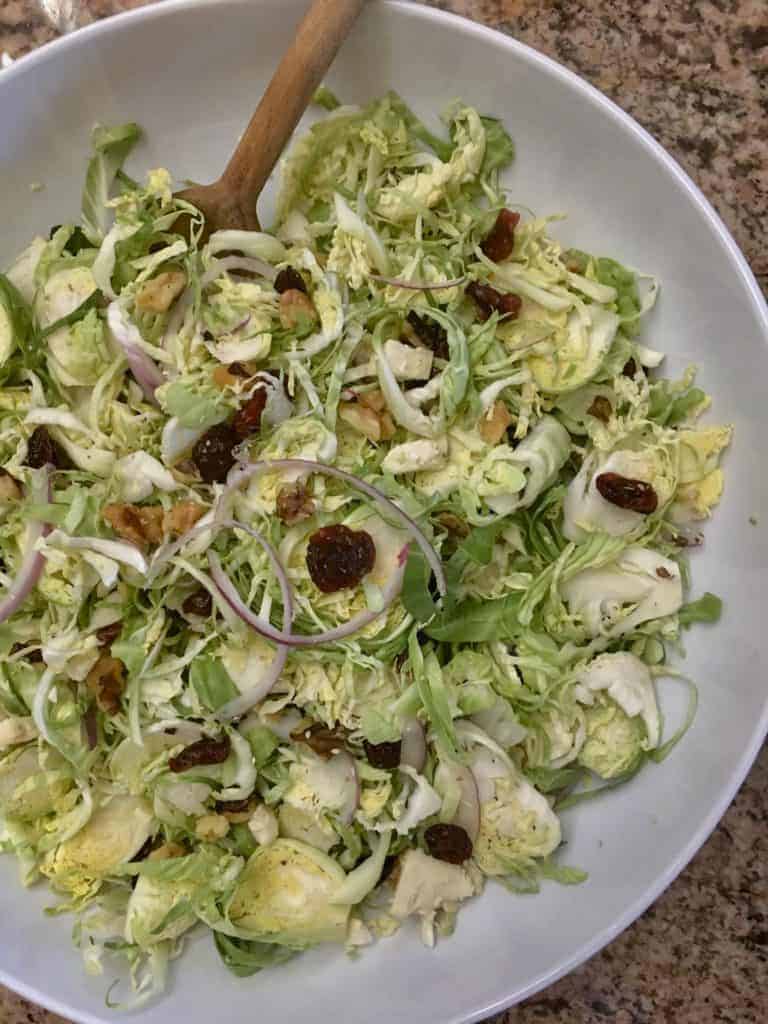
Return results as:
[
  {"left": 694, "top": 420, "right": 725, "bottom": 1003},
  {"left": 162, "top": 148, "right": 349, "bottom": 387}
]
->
[
  {"left": 164, "top": 501, "right": 207, "bottom": 536},
  {"left": 86, "top": 655, "right": 126, "bottom": 715},
  {"left": 135, "top": 269, "right": 187, "bottom": 313},
  {"left": 479, "top": 401, "right": 512, "bottom": 445},
  {"left": 103, "top": 503, "right": 164, "bottom": 548}
]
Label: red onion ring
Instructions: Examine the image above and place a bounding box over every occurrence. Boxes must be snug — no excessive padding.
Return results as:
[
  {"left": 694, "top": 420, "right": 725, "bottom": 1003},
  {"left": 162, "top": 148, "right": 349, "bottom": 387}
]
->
[
  {"left": 107, "top": 303, "right": 165, "bottom": 404},
  {"left": 399, "top": 717, "right": 426, "bottom": 773},
  {"left": 147, "top": 517, "right": 293, "bottom": 721},
  {"left": 209, "top": 543, "right": 409, "bottom": 648},
  {"left": 369, "top": 273, "right": 466, "bottom": 291},
  {"left": 0, "top": 466, "right": 52, "bottom": 626},
  {"left": 223, "top": 459, "right": 447, "bottom": 597}
]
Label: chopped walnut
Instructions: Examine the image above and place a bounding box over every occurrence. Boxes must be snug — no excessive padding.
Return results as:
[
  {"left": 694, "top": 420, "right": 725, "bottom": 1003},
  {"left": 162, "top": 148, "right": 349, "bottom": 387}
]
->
[
  {"left": 358, "top": 389, "right": 387, "bottom": 413},
  {"left": 276, "top": 481, "right": 316, "bottom": 524},
  {"left": 85, "top": 655, "right": 126, "bottom": 715},
  {"left": 103, "top": 503, "right": 164, "bottom": 548},
  {"left": 0, "top": 469, "right": 22, "bottom": 502},
  {"left": 147, "top": 842, "right": 187, "bottom": 862},
  {"left": 479, "top": 401, "right": 512, "bottom": 445},
  {"left": 212, "top": 363, "right": 256, "bottom": 390},
  {"left": 434, "top": 512, "right": 470, "bottom": 539},
  {"left": 279, "top": 289, "right": 317, "bottom": 330},
  {"left": 339, "top": 402, "right": 384, "bottom": 442},
  {"left": 212, "top": 365, "right": 239, "bottom": 390},
  {"left": 195, "top": 814, "right": 230, "bottom": 841},
  {"left": 135, "top": 269, "right": 187, "bottom": 313},
  {"left": 339, "top": 396, "right": 396, "bottom": 443},
  {"left": 587, "top": 396, "right": 612, "bottom": 424},
  {"left": 163, "top": 501, "right": 207, "bottom": 536},
  {"left": 379, "top": 413, "right": 396, "bottom": 441}
]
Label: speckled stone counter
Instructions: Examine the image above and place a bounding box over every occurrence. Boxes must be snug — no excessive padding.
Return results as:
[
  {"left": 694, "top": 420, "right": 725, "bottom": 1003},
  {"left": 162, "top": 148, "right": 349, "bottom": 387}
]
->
[{"left": 0, "top": 2, "right": 766, "bottom": 1023}]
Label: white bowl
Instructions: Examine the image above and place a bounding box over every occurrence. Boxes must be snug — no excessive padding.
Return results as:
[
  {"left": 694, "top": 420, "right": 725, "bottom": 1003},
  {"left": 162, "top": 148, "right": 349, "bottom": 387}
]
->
[{"left": 1, "top": 2, "right": 767, "bottom": 1021}]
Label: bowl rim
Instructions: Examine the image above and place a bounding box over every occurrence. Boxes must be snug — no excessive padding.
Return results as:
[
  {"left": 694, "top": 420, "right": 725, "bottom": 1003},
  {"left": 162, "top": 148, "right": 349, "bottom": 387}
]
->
[{"left": 1, "top": 2, "right": 767, "bottom": 1022}]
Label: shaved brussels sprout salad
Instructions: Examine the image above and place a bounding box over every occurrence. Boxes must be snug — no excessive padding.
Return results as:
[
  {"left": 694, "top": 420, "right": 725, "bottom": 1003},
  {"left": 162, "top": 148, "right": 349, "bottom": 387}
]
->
[{"left": 0, "top": 89, "right": 730, "bottom": 1004}]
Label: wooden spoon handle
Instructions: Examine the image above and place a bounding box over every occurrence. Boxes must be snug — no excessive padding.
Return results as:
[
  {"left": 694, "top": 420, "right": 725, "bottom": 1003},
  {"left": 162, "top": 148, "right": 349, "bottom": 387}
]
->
[{"left": 221, "top": 0, "right": 366, "bottom": 204}]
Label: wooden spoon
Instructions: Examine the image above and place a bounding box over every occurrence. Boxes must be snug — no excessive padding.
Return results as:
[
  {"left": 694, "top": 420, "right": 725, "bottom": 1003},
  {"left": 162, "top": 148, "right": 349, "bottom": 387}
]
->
[{"left": 177, "top": 0, "right": 366, "bottom": 234}]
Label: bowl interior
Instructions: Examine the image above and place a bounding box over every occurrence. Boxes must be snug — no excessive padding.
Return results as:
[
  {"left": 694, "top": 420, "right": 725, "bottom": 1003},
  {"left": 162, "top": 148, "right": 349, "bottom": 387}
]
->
[{"left": 1, "top": 2, "right": 767, "bottom": 1022}]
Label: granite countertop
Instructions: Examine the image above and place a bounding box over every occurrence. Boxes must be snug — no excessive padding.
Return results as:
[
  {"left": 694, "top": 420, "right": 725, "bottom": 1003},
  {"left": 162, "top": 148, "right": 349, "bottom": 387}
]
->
[{"left": 0, "top": 2, "right": 766, "bottom": 1023}]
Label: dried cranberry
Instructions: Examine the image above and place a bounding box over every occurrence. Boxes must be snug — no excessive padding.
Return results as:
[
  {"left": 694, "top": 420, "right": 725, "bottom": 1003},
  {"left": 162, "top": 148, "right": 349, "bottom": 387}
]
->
[
  {"left": 406, "top": 311, "right": 449, "bottom": 361},
  {"left": 182, "top": 588, "right": 213, "bottom": 617},
  {"left": 276, "top": 481, "right": 315, "bottom": 525},
  {"left": 274, "top": 267, "right": 308, "bottom": 295},
  {"left": 423, "top": 823, "right": 473, "bottom": 864},
  {"left": 10, "top": 642, "right": 43, "bottom": 663},
  {"left": 481, "top": 208, "right": 520, "bottom": 263},
  {"left": 497, "top": 292, "right": 523, "bottom": 317},
  {"left": 169, "top": 735, "right": 231, "bottom": 772},
  {"left": 306, "top": 524, "right": 376, "bottom": 593},
  {"left": 363, "top": 739, "right": 402, "bottom": 769},
  {"left": 290, "top": 721, "right": 349, "bottom": 759},
  {"left": 596, "top": 472, "right": 658, "bottom": 514},
  {"left": 587, "top": 396, "right": 612, "bottom": 424},
  {"left": 95, "top": 621, "right": 122, "bottom": 647},
  {"left": 231, "top": 387, "right": 268, "bottom": 439},
  {"left": 466, "top": 281, "right": 522, "bottom": 322},
  {"left": 214, "top": 795, "right": 257, "bottom": 815},
  {"left": 25, "top": 426, "right": 67, "bottom": 469},
  {"left": 192, "top": 423, "right": 238, "bottom": 483},
  {"left": 424, "top": 823, "right": 473, "bottom": 864},
  {"left": 227, "top": 362, "right": 252, "bottom": 378}
]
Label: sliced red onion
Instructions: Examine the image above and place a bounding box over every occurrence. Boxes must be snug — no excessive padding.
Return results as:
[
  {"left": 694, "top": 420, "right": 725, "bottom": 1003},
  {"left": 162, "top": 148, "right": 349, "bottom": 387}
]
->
[
  {"left": 200, "top": 255, "right": 277, "bottom": 290},
  {"left": 210, "top": 543, "right": 408, "bottom": 648},
  {"left": 107, "top": 302, "right": 165, "bottom": 404},
  {"left": 399, "top": 717, "right": 426, "bottom": 773},
  {"left": 369, "top": 273, "right": 466, "bottom": 291},
  {"left": 147, "top": 516, "right": 292, "bottom": 721},
  {"left": 212, "top": 521, "right": 294, "bottom": 722},
  {"left": 223, "top": 459, "right": 447, "bottom": 597},
  {"left": 0, "top": 466, "right": 52, "bottom": 626}
]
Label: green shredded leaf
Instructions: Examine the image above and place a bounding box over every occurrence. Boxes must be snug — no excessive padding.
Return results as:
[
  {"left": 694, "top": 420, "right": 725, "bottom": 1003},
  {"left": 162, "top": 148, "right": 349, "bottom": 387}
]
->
[
  {"left": 214, "top": 932, "right": 296, "bottom": 978},
  {"left": 313, "top": 86, "right": 342, "bottom": 112},
  {"left": 401, "top": 548, "right": 439, "bottom": 624},
  {"left": 678, "top": 592, "right": 722, "bottom": 627},
  {"left": 39, "top": 289, "right": 103, "bottom": 339},
  {"left": 190, "top": 656, "right": 239, "bottom": 712},
  {"left": 81, "top": 122, "right": 142, "bottom": 243},
  {"left": 425, "top": 593, "right": 522, "bottom": 643},
  {"left": 387, "top": 91, "right": 454, "bottom": 162}
]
